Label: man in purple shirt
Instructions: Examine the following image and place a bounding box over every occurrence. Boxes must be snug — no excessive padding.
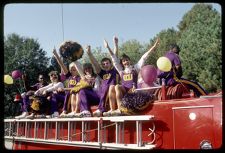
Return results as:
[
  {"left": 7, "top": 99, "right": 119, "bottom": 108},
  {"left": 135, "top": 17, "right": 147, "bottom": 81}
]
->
[
  {"left": 157, "top": 44, "right": 207, "bottom": 97},
  {"left": 157, "top": 44, "right": 182, "bottom": 86}
]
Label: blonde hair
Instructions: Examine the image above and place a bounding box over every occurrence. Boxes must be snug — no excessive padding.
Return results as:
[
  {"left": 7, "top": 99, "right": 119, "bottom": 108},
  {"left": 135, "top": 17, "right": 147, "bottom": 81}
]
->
[{"left": 69, "top": 62, "right": 76, "bottom": 71}]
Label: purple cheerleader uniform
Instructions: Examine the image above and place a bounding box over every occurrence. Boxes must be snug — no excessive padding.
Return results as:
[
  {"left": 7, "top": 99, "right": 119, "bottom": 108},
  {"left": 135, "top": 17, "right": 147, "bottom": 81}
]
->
[
  {"left": 79, "top": 76, "right": 100, "bottom": 112},
  {"left": 22, "top": 82, "right": 47, "bottom": 112},
  {"left": 121, "top": 70, "right": 138, "bottom": 92},
  {"left": 120, "top": 70, "right": 154, "bottom": 114},
  {"left": 96, "top": 67, "right": 119, "bottom": 112},
  {"left": 62, "top": 72, "right": 81, "bottom": 112}
]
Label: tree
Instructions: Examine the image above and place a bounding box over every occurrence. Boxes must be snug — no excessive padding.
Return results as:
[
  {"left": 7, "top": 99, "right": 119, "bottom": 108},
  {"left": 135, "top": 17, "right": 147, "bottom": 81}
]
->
[
  {"left": 4, "top": 33, "right": 50, "bottom": 117},
  {"left": 177, "top": 3, "right": 222, "bottom": 92},
  {"left": 118, "top": 39, "right": 144, "bottom": 65},
  {"left": 145, "top": 28, "right": 179, "bottom": 66}
]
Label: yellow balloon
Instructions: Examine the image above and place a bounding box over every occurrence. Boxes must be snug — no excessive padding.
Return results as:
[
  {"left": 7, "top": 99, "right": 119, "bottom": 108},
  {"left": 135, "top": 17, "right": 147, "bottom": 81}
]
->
[
  {"left": 4, "top": 75, "right": 13, "bottom": 84},
  {"left": 156, "top": 56, "right": 172, "bottom": 72}
]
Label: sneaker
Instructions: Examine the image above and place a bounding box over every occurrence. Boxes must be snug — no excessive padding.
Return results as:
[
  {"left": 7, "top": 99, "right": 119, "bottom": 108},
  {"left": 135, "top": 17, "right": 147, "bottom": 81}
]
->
[
  {"left": 93, "top": 109, "right": 102, "bottom": 117},
  {"left": 78, "top": 110, "right": 91, "bottom": 118},
  {"left": 111, "top": 109, "right": 122, "bottom": 116},
  {"left": 15, "top": 112, "right": 28, "bottom": 119},
  {"left": 60, "top": 111, "right": 67, "bottom": 118},
  {"left": 66, "top": 111, "right": 76, "bottom": 118},
  {"left": 25, "top": 113, "right": 35, "bottom": 119},
  {"left": 46, "top": 115, "right": 51, "bottom": 119},
  {"left": 36, "top": 114, "right": 46, "bottom": 118},
  {"left": 50, "top": 112, "right": 59, "bottom": 118},
  {"left": 103, "top": 110, "right": 113, "bottom": 117}
]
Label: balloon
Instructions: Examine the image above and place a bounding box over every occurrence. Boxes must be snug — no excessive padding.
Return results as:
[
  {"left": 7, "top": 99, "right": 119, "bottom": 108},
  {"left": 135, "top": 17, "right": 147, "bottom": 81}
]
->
[
  {"left": 4, "top": 75, "right": 13, "bottom": 84},
  {"left": 12, "top": 70, "right": 22, "bottom": 79},
  {"left": 141, "top": 65, "right": 157, "bottom": 86},
  {"left": 156, "top": 56, "right": 172, "bottom": 72}
]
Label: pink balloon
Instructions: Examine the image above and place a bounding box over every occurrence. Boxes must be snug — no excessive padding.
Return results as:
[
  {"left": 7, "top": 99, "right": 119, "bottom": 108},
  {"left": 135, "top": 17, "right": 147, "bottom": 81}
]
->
[
  {"left": 141, "top": 65, "right": 157, "bottom": 86},
  {"left": 11, "top": 70, "right": 22, "bottom": 80}
]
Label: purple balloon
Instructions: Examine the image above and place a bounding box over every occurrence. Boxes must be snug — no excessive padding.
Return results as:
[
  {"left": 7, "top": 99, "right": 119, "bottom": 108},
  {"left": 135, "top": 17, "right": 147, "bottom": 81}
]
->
[
  {"left": 11, "top": 70, "right": 22, "bottom": 80},
  {"left": 141, "top": 65, "right": 157, "bottom": 86}
]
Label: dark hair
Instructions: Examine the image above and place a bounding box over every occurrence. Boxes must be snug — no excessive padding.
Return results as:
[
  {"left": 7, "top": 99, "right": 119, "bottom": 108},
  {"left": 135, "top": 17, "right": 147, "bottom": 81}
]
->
[
  {"left": 120, "top": 54, "right": 131, "bottom": 69},
  {"left": 169, "top": 44, "right": 180, "bottom": 54},
  {"left": 101, "top": 57, "right": 111, "bottom": 63},
  {"left": 59, "top": 41, "right": 83, "bottom": 61},
  {"left": 83, "top": 63, "right": 96, "bottom": 77},
  {"left": 48, "top": 71, "right": 60, "bottom": 81}
]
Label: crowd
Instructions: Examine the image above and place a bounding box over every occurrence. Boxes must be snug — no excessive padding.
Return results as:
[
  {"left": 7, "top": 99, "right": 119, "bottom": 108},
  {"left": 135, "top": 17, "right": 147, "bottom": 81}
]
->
[{"left": 15, "top": 36, "right": 207, "bottom": 119}]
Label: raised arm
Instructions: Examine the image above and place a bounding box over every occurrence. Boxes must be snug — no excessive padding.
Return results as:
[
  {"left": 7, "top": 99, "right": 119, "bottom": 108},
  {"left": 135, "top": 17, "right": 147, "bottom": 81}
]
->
[
  {"left": 104, "top": 39, "right": 123, "bottom": 76},
  {"left": 86, "top": 45, "right": 101, "bottom": 74},
  {"left": 52, "top": 48, "right": 68, "bottom": 75},
  {"left": 113, "top": 36, "right": 119, "bottom": 57},
  {"left": 73, "top": 61, "right": 85, "bottom": 80},
  {"left": 135, "top": 38, "right": 159, "bottom": 71}
]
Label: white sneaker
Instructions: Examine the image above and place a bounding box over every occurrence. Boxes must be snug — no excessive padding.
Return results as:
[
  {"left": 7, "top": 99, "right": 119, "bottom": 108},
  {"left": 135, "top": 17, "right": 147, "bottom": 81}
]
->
[
  {"left": 79, "top": 110, "right": 91, "bottom": 118},
  {"left": 15, "top": 112, "right": 28, "bottom": 119},
  {"left": 103, "top": 110, "right": 113, "bottom": 117},
  {"left": 51, "top": 112, "right": 59, "bottom": 118},
  {"left": 60, "top": 111, "right": 67, "bottom": 118},
  {"left": 46, "top": 115, "right": 51, "bottom": 119},
  {"left": 111, "top": 109, "right": 122, "bottom": 116},
  {"left": 25, "top": 113, "right": 35, "bottom": 119},
  {"left": 93, "top": 109, "right": 101, "bottom": 117},
  {"left": 66, "top": 111, "right": 76, "bottom": 118},
  {"left": 36, "top": 114, "right": 46, "bottom": 118}
]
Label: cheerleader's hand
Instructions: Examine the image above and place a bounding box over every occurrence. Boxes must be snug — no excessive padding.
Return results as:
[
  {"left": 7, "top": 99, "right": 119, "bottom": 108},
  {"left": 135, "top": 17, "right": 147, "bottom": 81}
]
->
[
  {"left": 34, "top": 90, "right": 40, "bottom": 96},
  {"left": 52, "top": 47, "right": 58, "bottom": 56},
  {"left": 57, "top": 87, "right": 64, "bottom": 92},
  {"left": 42, "top": 90, "right": 48, "bottom": 96},
  {"left": 131, "top": 87, "right": 136, "bottom": 93},
  {"left": 103, "top": 39, "right": 109, "bottom": 48},
  {"left": 86, "top": 45, "right": 91, "bottom": 54},
  {"left": 53, "top": 90, "right": 57, "bottom": 94},
  {"left": 113, "top": 36, "right": 118, "bottom": 44}
]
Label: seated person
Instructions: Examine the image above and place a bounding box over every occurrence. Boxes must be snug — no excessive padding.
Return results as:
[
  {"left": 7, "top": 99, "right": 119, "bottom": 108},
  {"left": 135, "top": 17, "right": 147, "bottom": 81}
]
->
[
  {"left": 15, "top": 74, "right": 48, "bottom": 119},
  {"left": 86, "top": 43, "right": 120, "bottom": 117},
  {"left": 71, "top": 61, "right": 101, "bottom": 117},
  {"left": 33, "top": 71, "right": 64, "bottom": 118},
  {"left": 103, "top": 38, "right": 159, "bottom": 116},
  {"left": 52, "top": 48, "right": 81, "bottom": 117}
]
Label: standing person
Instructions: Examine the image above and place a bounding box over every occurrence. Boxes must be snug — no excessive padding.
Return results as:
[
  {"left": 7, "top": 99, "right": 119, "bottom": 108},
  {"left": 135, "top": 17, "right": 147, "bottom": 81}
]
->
[
  {"left": 15, "top": 74, "right": 48, "bottom": 119},
  {"left": 34, "top": 71, "right": 64, "bottom": 118},
  {"left": 52, "top": 48, "right": 81, "bottom": 117},
  {"left": 103, "top": 38, "right": 159, "bottom": 116},
  {"left": 157, "top": 44, "right": 183, "bottom": 86},
  {"left": 86, "top": 38, "right": 120, "bottom": 117},
  {"left": 157, "top": 44, "right": 207, "bottom": 97}
]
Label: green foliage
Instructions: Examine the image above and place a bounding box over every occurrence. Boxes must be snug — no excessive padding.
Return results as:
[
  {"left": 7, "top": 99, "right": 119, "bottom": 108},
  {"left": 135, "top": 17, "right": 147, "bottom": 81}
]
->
[
  {"left": 81, "top": 46, "right": 110, "bottom": 64},
  {"left": 178, "top": 3, "right": 221, "bottom": 92},
  {"left": 118, "top": 39, "right": 144, "bottom": 65},
  {"left": 4, "top": 33, "right": 50, "bottom": 117},
  {"left": 145, "top": 28, "right": 179, "bottom": 66}
]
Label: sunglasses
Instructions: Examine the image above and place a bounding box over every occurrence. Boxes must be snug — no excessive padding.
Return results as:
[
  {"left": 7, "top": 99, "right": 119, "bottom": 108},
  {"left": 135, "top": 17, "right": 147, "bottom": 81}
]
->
[{"left": 39, "top": 78, "right": 44, "bottom": 79}]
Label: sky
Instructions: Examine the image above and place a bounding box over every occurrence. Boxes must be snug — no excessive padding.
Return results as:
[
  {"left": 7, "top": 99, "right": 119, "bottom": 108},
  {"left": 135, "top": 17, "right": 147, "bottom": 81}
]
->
[{"left": 4, "top": 3, "right": 221, "bottom": 58}]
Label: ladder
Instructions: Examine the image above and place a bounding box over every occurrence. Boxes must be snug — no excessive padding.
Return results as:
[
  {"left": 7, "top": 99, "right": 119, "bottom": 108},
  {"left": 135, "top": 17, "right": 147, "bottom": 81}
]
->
[{"left": 4, "top": 115, "right": 156, "bottom": 150}]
